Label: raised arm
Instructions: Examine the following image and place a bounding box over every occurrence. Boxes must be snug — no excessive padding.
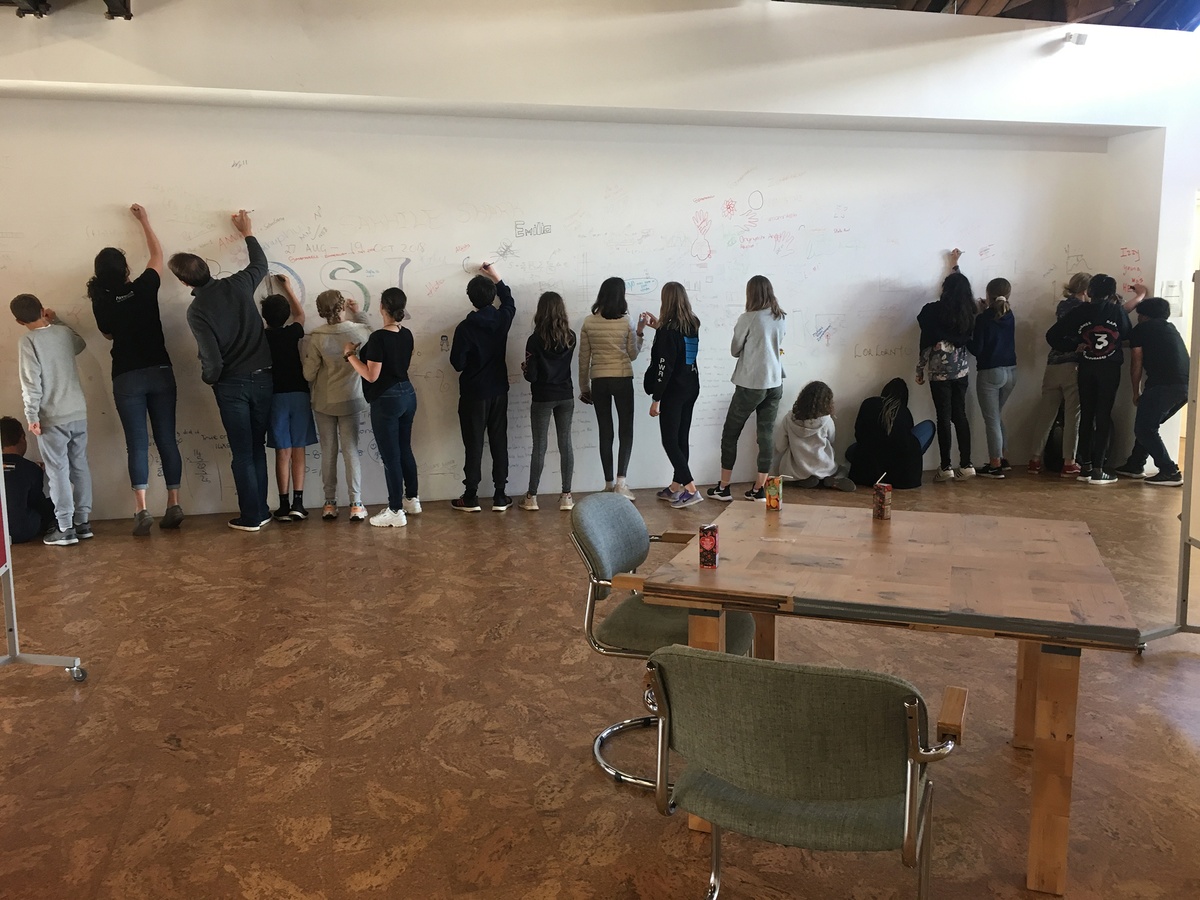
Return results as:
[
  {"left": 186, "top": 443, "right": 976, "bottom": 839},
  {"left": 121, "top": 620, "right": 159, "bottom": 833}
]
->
[
  {"left": 274, "top": 273, "right": 305, "bottom": 327},
  {"left": 1123, "top": 283, "right": 1147, "bottom": 314},
  {"left": 131, "top": 204, "right": 163, "bottom": 274},
  {"left": 228, "top": 210, "right": 268, "bottom": 292}
]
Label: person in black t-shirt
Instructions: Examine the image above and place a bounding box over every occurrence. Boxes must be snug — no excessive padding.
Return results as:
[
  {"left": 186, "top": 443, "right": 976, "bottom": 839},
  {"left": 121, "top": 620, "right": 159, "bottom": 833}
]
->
[
  {"left": 345, "top": 287, "right": 419, "bottom": 527},
  {"left": 1114, "top": 297, "right": 1189, "bottom": 486},
  {"left": 261, "top": 274, "right": 318, "bottom": 521},
  {"left": 87, "top": 204, "right": 184, "bottom": 536},
  {"left": 2, "top": 416, "right": 56, "bottom": 543}
]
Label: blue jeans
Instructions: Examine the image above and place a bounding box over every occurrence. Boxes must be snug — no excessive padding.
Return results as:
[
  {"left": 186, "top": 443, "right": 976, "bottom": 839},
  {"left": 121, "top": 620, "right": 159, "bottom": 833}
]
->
[
  {"left": 213, "top": 371, "right": 273, "bottom": 525},
  {"left": 1126, "top": 383, "right": 1188, "bottom": 474},
  {"left": 370, "top": 381, "right": 419, "bottom": 510},
  {"left": 112, "top": 365, "right": 183, "bottom": 490},
  {"left": 912, "top": 419, "right": 936, "bottom": 454}
]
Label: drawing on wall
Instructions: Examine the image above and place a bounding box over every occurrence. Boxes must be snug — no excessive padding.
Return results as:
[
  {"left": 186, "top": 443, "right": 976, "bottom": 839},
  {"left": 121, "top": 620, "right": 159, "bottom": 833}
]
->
[
  {"left": 625, "top": 277, "right": 659, "bottom": 295},
  {"left": 691, "top": 210, "right": 713, "bottom": 261},
  {"left": 722, "top": 198, "right": 737, "bottom": 218},
  {"left": 494, "top": 240, "right": 518, "bottom": 260},
  {"left": 812, "top": 314, "right": 846, "bottom": 346}
]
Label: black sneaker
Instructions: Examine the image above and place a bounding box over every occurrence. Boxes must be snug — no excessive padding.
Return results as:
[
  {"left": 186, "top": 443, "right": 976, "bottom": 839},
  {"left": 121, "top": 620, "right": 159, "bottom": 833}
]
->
[
  {"left": 1146, "top": 470, "right": 1184, "bottom": 486},
  {"left": 745, "top": 486, "right": 766, "bottom": 502},
  {"left": 452, "top": 496, "right": 482, "bottom": 512},
  {"left": 492, "top": 494, "right": 513, "bottom": 512},
  {"left": 1114, "top": 465, "right": 1146, "bottom": 479},
  {"left": 272, "top": 505, "right": 293, "bottom": 522},
  {"left": 1089, "top": 471, "right": 1118, "bottom": 486},
  {"left": 132, "top": 510, "right": 153, "bottom": 537},
  {"left": 978, "top": 464, "right": 1005, "bottom": 479},
  {"left": 44, "top": 526, "right": 79, "bottom": 546},
  {"left": 227, "top": 518, "right": 262, "bottom": 532},
  {"left": 706, "top": 483, "right": 733, "bottom": 502},
  {"left": 160, "top": 505, "right": 185, "bottom": 529},
  {"left": 289, "top": 501, "right": 309, "bottom": 521},
  {"left": 74, "top": 522, "right": 94, "bottom": 539},
  {"left": 1000, "top": 458, "right": 1012, "bottom": 471}
]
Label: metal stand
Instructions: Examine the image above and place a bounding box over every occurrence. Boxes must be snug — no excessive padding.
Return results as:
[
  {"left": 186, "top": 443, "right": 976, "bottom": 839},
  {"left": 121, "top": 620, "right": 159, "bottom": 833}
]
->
[{"left": 0, "top": 461, "right": 86, "bottom": 682}]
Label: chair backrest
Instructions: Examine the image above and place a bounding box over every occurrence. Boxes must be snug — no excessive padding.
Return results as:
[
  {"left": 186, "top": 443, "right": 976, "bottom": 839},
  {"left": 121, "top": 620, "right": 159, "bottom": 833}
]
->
[
  {"left": 570, "top": 493, "right": 651, "bottom": 599},
  {"left": 649, "top": 645, "right": 925, "bottom": 802}
]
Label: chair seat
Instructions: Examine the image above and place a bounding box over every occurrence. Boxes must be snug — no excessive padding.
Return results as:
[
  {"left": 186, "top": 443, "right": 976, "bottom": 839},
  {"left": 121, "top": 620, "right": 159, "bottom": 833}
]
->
[
  {"left": 671, "top": 767, "right": 910, "bottom": 852},
  {"left": 595, "top": 593, "right": 756, "bottom": 657}
]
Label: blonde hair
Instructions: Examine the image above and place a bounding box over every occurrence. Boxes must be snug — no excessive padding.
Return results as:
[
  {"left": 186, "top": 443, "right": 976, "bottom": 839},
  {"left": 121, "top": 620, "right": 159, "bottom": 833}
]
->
[
  {"left": 745, "top": 275, "right": 786, "bottom": 319},
  {"left": 315, "top": 290, "right": 347, "bottom": 324},
  {"left": 658, "top": 282, "right": 700, "bottom": 336},
  {"left": 1063, "top": 272, "right": 1091, "bottom": 299},
  {"left": 985, "top": 278, "right": 1011, "bottom": 320}
]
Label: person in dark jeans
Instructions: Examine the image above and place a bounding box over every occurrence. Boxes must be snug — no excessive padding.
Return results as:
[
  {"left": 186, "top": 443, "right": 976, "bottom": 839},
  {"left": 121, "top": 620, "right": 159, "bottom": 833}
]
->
[
  {"left": 87, "top": 204, "right": 184, "bottom": 536},
  {"left": 1115, "top": 296, "right": 1189, "bottom": 486},
  {"left": 170, "top": 209, "right": 273, "bottom": 530},
  {"left": 2, "top": 416, "right": 55, "bottom": 543},
  {"left": 449, "top": 262, "right": 515, "bottom": 512}
]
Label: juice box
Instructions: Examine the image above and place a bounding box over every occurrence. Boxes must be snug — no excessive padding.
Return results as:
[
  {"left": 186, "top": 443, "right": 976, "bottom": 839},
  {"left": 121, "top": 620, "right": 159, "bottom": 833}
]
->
[
  {"left": 872, "top": 483, "right": 893, "bottom": 520},
  {"left": 764, "top": 475, "right": 783, "bottom": 510},
  {"left": 699, "top": 524, "right": 719, "bottom": 569}
]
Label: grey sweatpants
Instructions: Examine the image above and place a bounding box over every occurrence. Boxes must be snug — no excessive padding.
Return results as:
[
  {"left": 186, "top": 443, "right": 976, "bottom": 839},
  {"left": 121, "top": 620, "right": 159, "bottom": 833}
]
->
[
  {"left": 38, "top": 418, "right": 92, "bottom": 530},
  {"left": 314, "top": 410, "right": 364, "bottom": 505}
]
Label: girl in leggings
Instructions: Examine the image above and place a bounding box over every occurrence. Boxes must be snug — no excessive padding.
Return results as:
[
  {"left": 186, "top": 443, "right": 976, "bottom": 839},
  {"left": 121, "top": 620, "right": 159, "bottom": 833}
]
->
[
  {"left": 707, "top": 275, "right": 787, "bottom": 502},
  {"left": 578, "top": 277, "right": 644, "bottom": 499},
  {"left": 87, "top": 204, "right": 184, "bottom": 536},
  {"left": 521, "top": 291, "right": 576, "bottom": 512},
  {"left": 916, "top": 249, "right": 977, "bottom": 482},
  {"left": 643, "top": 282, "right": 702, "bottom": 508}
]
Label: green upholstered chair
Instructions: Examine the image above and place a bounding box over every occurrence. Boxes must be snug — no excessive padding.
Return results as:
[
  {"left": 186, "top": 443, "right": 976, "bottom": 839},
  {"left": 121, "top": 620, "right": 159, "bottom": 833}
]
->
[
  {"left": 643, "top": 645, "right": 967, "bottom": 899},
  {"left": 569, "top": 493, "right": 756, "bottom": 790}
]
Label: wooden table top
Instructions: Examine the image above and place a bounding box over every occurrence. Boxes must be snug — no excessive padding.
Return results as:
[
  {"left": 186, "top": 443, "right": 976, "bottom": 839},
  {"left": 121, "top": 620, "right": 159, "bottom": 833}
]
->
[{"left": 641, "top": 502, "right": 1141, "bottom": 651}]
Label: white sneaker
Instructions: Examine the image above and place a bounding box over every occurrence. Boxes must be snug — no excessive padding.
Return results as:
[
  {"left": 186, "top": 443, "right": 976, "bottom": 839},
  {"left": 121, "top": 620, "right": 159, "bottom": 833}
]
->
[
  {"left": 369, "top": 507, "right": 407, "bottom": 527},
  {"left": 933, "top": 467, "right": 956, "bottom": 483},
  {"left": 520, "top": 494, "right": 539, "bottom": 511},
  {"left": 956, "top": 466, "right": 976, "bottom": 479},
  {"left": 559, "top": 493, "right": 574, "bottom": 511},
  {"left": 349, "top": 504, "right": 368, "bottom": 521},
  {"left": 613, "top": 483, "right": 636, "bottom": 501},
  {"left": 402, "top": 497, "right": 422, "bottom": 515}
]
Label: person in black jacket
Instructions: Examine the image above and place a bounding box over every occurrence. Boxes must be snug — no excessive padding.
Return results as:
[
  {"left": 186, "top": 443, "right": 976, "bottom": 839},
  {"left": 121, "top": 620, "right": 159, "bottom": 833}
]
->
[
  {"left": 643, "top": 282, "right": 703, "bottom": 509},
  {"left": 846, "top": 378, "right": 934, "bottom": 490},
  {"left": 1046, "top": 274, "right": 1131, "bottom": 485},
  {"left": 520, "top": 291, "right": 576, "bottom": 512},
  {"left": 2, "top": 416, "right": 55, "bottom": 543},
  {"left": 449, "top": 262, "right": 516, "bottom": 512}
]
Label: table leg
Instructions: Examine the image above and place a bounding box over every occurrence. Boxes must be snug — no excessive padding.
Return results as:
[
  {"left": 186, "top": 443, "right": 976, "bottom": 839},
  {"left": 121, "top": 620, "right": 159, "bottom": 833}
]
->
[
  {"left": 1013, "top": 640, "right": 1040, "bottom": 750},
  {"left": 1026, "top": 644, "right": 1081, "bottom": 896},
  {"left": 686, "top": 610, "right": 725, "bottom": 834},
  {"left": 752, "top": 612, "right": 776, "bottom": 661}
]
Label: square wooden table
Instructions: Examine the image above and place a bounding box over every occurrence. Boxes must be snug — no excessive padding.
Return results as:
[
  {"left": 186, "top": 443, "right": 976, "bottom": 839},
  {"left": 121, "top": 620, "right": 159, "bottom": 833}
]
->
[{"left": 636, "top": 501, "right": 1140, "bottom": 896}]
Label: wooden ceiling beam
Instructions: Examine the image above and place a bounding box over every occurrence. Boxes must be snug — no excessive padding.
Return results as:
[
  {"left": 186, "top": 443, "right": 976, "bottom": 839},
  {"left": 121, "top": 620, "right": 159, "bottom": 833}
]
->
[
  {"left": 1065, "top": 0, "right": 1115, "bottom": 19},
  {"left": 954, "top": 0, "right": 990, "bottom": 13},
  {"left": 895, "top": 0, "right": 922, "bottom": 9},
  {"left": 977, "top": 0, "right": 1013, "bottom": 15}
]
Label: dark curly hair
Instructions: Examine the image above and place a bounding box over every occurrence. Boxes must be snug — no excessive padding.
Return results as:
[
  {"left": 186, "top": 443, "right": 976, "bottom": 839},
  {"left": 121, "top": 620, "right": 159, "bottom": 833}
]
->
[{"left": 791, "top": 380, "right": 833, "bottom": 421}]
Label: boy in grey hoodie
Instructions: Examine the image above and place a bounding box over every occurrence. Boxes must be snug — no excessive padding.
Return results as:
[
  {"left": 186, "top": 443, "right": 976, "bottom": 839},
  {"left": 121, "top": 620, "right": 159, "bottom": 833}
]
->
[{"left": 11, "top": 294, "right": 92, "bottom": 546}]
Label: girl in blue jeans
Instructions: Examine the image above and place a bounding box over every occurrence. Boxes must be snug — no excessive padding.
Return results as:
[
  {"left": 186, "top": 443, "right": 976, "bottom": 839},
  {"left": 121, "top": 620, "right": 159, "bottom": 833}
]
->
[
  {"left": 967, "top": 278, "right": 1017, "bottom": 479},
  {"left": 87, "top": 204, "right": 184, "bottom": 536},
  {"left": 345, "top": 287, "right": 419, "bottom": 527}
]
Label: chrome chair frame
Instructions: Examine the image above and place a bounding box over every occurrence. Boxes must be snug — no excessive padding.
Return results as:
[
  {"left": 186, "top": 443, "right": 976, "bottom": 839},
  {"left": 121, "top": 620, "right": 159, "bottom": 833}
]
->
[{"left": 644, "top": 660, "right": 960, "bottom": 900}]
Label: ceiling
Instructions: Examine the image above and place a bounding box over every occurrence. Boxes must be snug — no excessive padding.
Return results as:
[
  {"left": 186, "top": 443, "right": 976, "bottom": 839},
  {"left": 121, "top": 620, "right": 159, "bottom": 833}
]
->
[{"left": 776, "top": 0, "right": 1200, "bottom": 30}]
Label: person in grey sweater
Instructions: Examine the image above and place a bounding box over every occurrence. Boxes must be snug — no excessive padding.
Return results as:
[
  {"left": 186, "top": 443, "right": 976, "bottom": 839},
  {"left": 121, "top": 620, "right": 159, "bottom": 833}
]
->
[
  {"left": 169, "top": 209, "right": 273, "bottom": 532},
  {"left": 11, "top": 294, "right": 92, "bottom": 546}
]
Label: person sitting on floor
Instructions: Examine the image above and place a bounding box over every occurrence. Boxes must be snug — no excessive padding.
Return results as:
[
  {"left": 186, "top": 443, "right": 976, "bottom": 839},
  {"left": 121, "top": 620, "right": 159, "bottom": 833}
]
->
[
  {"left": 774, "top": 380, "right": 854, "bottom": 491},
  {"left": 2, "top": 415, "right": 56, "bottom": 544},
  {"left": 846, "top": 377, "right": 935, "bottom": 490}
]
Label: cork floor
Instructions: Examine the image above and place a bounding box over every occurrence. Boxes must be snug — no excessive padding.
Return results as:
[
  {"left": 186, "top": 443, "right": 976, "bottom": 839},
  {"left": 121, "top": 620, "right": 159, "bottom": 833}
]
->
[{"left": 2, "top": 472, "right": 1199, "bottom": 900}]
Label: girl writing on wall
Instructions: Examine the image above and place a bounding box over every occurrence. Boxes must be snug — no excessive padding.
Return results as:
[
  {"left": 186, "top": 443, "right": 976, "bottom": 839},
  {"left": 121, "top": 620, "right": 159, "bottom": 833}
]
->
[
  {"left": 644, "top": 282, "right": 703, "bottom": 508},
  {"left": 967, "top": 278, "right": 1017, "bottom": 478},
  {"left": 520, "top": 291, "right": 576, "bottom": 512},
  {"left": 1027, "top": 272, "right": 1089, "bottom": 477}
]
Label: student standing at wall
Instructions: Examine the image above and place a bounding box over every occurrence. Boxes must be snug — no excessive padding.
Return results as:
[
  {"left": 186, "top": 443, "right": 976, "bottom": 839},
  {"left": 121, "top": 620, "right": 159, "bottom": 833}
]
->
[
  {"left": 171, "top": 210, "right": 273, "bottom": 532},
  {"left": 1027, "top": 272, "right": 1089, "bottom": 478},
  {"left": 520, "top": 291, "right": 576, "bottom": 512},
  {"left": 643, "top": 282, "right": 703, "bottom": 508},
  {"left": 707, "top": 275, "right": 786, "bottom": 502},
  {"left": 303, "top": 289, "right": 373, "bottom": 521},
  {"left": 1114, "top": 296, "right": 1189, "bottom": 486},
  {"left": 1047, "top": 273, "right": 1132, "bottom": 486},
  {"left": 260, "top": 274, "right": 317, "bottom": 523},
  {"left": 578, "top": 277, "right": 644, "bottom": 500},
  {"left": 450, "top": 262, "right": 515, "bottom": 512},
  {"left": 967, "top": 278, "right": 1017, "bottom": 479},
  {"left": 346, "top": 287, "right": 421, "bottom": 525},
  {"left": 87, "top": 204, "right": 184, "bottom": 536},
  {"left": 916, "top": 249, "right": 976, "bottom": 483}
]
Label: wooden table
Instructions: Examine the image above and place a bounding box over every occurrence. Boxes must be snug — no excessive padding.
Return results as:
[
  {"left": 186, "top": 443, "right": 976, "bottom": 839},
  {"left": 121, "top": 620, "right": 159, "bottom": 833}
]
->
[{"left": 636, "top": 502, "right": 1140, "bottom": 896}]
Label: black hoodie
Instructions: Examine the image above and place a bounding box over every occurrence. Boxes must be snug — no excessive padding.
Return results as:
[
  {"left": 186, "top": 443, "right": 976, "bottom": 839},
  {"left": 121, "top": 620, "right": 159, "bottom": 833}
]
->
[
  {"left": 524, "top": 332, "right": 575, "bottom": 402},
  {"left": 848, "top": 378, "right": 923, "bottom": 490},
  {"left": 450, "top": 281, "right": 516, "bottom": 400},
  {"left": 1046, "top": 300, "right": 1130, "bottom": 366}
]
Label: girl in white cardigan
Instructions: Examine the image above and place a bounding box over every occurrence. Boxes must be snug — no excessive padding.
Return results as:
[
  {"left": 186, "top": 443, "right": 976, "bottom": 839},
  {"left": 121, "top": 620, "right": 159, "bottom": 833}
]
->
[{"left": 774, "top": 380, "right": 855, "bottom": 492}]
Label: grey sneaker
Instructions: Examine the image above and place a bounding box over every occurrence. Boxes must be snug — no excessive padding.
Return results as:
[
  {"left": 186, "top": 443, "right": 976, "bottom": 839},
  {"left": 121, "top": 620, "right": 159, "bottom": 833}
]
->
[
  {"left": 133, "top": 510, "right": 154, "bottom": 537},
  {"left": 44, "top": 526, "right": 79, "bottom": 546},
  {"left": 160, "top": 505, "right": 185, "bottom": 529},
  {"left": 670, "top": 490, "right": 704, "bottom": 509},
  {"left": 74, "top": 522, "right": 94, "bottom": 539},
  {"left": 613, "top": 483, "right": 636, "bottom": 501}
]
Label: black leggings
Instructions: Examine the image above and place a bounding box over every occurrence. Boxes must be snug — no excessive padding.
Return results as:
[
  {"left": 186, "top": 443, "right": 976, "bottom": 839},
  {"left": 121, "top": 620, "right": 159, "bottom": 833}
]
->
[
  {"left": 658, "top": 377, "right": 700, "bottom": 485},
  {"left": 929, "top": 377, "right": 971, "bottom": 469},
  {"left": 1077, "top": 362, "right": 1121, "bottom": 474},
  {"left": 592, "top": 377, "right": 635, "bottom": 482}
]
